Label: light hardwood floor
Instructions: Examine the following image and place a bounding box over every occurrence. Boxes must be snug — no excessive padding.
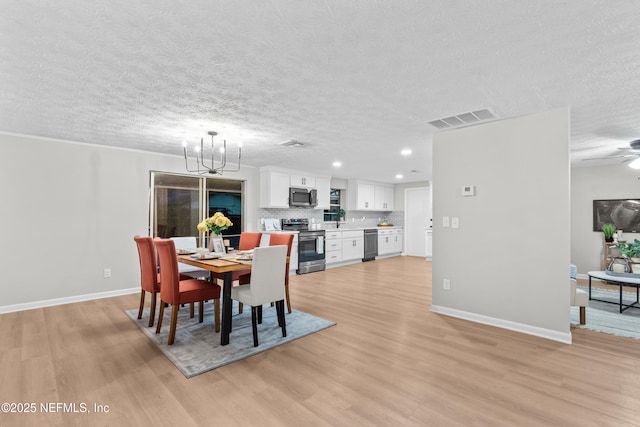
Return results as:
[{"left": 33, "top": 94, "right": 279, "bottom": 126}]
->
[{"left": 2, "top": 257, "right": 640, "bottom": 426}]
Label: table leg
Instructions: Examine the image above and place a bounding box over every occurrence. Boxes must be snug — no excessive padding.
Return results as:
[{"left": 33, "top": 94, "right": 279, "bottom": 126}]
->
[
  {"left": 221, "top": 271, "right": 233, "bottom": 346},
  {"left": 620, "top": 285, "right": 623, "bottom": 313},
  {"left": 589, "top": 276, "right": 592, "bottom": 300}
]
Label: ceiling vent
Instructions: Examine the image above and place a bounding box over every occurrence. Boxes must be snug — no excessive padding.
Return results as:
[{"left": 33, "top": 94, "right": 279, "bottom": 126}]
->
[
  {"left": 280, "top": 140, "right": 305, "bottom": 147},
  {"left": 428, "top": 108, "right": 497, "bottom": 130}
]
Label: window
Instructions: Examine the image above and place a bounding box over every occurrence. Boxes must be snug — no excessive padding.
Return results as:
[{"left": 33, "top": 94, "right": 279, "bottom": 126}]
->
[
  {"left": 324, "top": 188, "right": 342, "bottom": 222},
  {"left": 150, "top": 172, "right": 244, "bottom": 247}
]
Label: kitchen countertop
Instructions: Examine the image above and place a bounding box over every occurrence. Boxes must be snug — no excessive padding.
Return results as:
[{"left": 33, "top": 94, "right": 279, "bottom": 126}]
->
[
  {"left": 323, "top": 226, "right": 403, "bottom": 231},
  {"left": 260, "top": 227, "right": 403, "bottom": 233}
]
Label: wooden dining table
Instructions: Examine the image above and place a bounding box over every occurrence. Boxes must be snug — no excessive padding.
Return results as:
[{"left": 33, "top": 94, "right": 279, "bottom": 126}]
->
[{"left": 177, "top": 254, "right": 253, "bottom": 346}]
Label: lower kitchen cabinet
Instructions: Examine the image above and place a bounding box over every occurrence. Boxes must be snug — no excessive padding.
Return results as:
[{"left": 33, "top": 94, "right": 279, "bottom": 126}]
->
[
  {"left": 341, "top": 230, "right": 364, "bottom": 261},
  {"left": 325, "top": 231, "right": 342, "bottom": 265},
  {"left": 378, "top": 228, "right": 403, "bottom": 256}
]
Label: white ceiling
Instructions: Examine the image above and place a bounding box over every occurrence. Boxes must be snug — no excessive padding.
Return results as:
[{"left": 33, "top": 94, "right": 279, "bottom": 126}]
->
[{"left": 1, "top": 1, "right": 639, "bottom": 183}]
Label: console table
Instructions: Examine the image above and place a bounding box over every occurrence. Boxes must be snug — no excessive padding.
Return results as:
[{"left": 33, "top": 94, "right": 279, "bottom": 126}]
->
[{"left": 587, "top": 271, "right": 640, "bottom": 313}]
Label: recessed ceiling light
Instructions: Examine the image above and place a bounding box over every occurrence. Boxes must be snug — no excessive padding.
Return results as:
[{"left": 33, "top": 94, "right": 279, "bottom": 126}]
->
[
  {"left": 395, "top": 174, "right": 403, "bottom": 179},
  {"left": 332, "top": 161, "right": 342, "bottom": 167},
  {"left": 401, "top": 149, "right": 412, "bottom": 156}
]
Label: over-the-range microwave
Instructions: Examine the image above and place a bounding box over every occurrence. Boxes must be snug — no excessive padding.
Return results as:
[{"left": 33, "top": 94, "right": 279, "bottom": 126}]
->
[{"left": 289, "top": 187, "right": 317, "bottom": 207}]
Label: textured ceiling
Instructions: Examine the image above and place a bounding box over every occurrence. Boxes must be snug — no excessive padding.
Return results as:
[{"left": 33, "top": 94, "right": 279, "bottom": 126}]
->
[{"left": 1, "top": 1, "right": 639, "bottom": 183}]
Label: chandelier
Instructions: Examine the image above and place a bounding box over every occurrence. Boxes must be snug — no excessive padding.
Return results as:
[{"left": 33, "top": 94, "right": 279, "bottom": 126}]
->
[{"left": 183, "top": 131, "right": 242, "bottom": 175}]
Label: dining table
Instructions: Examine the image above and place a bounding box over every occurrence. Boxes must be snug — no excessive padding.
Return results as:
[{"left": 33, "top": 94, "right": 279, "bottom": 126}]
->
[{"left": 177, "top": 253, "right": 254, "bottom": 346}]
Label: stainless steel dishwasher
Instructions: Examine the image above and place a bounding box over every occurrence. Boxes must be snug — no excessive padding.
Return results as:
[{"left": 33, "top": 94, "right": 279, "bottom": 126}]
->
[{"left": 363, "top": 229, "right": 378, "bottom": 261}]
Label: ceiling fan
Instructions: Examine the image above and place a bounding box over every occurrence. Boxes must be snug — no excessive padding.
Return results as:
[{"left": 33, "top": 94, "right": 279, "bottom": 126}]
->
[{"left": 582, "top": 139, "right": 640, "bottom": 168}]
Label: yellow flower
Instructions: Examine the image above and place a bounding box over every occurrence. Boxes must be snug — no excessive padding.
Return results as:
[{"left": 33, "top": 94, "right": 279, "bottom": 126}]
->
[{"left": 197, "top": 211, "right": 232, "bottom": 235}]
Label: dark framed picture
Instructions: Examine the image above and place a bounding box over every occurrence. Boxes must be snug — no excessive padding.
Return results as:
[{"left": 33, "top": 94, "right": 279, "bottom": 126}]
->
[{"left": 593, "top": 199, "right": 640, "bottom": 232}]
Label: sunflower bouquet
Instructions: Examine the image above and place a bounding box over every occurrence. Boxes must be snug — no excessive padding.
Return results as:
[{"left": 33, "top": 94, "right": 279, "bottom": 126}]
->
[{"left": 197, "top": 212, "right": 233, "bottom": 235}]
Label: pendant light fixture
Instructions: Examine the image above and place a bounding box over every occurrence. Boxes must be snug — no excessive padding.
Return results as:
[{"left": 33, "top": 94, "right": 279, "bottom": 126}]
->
[{"left": 183, "top": 131, "right": 242, "bottom": 175}]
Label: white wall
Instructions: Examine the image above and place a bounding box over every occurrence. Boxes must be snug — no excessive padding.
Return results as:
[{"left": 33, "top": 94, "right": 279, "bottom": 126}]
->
[
  {"left": 0, "top": 132, "right": 258, "bottom": 311},
  {"left": 571, "top": 164, "right": 640, "bottom": 274},
  {"left": 431, "top": 108, "right": 571, "bottom": 343}
]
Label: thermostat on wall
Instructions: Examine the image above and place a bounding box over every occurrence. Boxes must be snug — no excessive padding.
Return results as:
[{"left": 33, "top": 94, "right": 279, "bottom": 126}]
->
[{"left": 462, "top": 185, "right": 475, "bottom": 196}]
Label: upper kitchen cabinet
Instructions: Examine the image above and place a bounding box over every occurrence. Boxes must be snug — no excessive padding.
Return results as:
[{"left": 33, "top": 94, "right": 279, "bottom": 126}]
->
[
  {"left": 290, "top": 174, "right": 316, "bottom": 188},
  {"left": 347, "top": 180, "right": 393, "bottom": 211},
  {"left": 348, "top": 181, "right": 375, "bottom": 210},
  {"left": 315, "top": 177, "right": 330, "bottom": 210},
  {"left": 374, "top": 185, "right": 394, "bottom": 211},
  {"left": 259, "top": 170, "right": 290, "bottom": 208}
]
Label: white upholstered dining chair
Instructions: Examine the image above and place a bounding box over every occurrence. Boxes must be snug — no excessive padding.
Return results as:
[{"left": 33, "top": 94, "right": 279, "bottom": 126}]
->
[{"left": 230, "top": 245, "right": 288, "bottom": 347}]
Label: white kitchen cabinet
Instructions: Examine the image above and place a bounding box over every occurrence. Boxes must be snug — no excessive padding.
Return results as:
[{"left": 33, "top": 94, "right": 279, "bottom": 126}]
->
[
  {"left": 315, "top": 177, "right": 331, "bottom": 210},
  {"left": 378, "top": 228, "right": 402, "bottom": 256},
  {"left": 347, "top": 181, "right": 375, "bottom": 210},
  {"left": 348, "top": 180, "right": 393, "bottom": 211},
  {"left": 325, "top": 230, "right": 342, "bottom": 264},
  {"left": 342, "top": 230, "right": 364, "bottom": 261},
  {"left": 392, "top": 228, "right": 403, "bottom": 253},
  {"left": 378, "top": 229, "right": 393, "bottom": 256},
  {"left": 260, "top": 170, "right": 290, "bottom": 208},
  {"left": 290, "top": 174, "right": 316, "bottom": 188},
  {"left": 374, "top": 185, "right": 394, "bottom": 211}
]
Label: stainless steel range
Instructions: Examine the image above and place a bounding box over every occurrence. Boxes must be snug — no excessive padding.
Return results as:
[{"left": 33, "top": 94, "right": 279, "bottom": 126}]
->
[{"left": 281, "top": 218, "right": 326, "bottom": 274}]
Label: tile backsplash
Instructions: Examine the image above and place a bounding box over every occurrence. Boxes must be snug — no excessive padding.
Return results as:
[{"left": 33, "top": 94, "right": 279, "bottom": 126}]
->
[{"left": 257, "top": 208, "right": 404, "bottom": 230}]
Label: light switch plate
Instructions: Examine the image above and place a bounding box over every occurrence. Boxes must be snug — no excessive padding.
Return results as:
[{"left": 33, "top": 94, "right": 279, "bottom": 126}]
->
[
  {"left": 442, "top": 216, "right": 450, "bottom": 227},
  {"left": 451, "top": 217, "right": 459, "bottom": 229}
]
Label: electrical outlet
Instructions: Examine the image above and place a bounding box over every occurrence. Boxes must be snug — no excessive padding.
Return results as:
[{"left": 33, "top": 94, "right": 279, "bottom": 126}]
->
[
  {"left": 103, "top": 268, "right": 112, "bottom": 278},
  {"left": 443, "top": 279, "right": 450, "bottom": 290}
]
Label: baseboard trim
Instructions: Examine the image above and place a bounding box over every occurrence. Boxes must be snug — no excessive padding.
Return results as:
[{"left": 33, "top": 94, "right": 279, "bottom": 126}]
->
[
  {"left": 430, "top": 305, "right": 572, "bottom": 344},
  {"left": 0, "top": 287, "right": 140, "bottom": 314}
]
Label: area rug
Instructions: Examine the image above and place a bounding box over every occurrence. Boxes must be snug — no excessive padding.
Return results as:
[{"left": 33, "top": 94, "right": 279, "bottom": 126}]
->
[
  {"left": 571, "top": 287, "right": 640, "bottom": 339},
  {"left": 125, "top": 301, "right": 335, "bottom": 378}
]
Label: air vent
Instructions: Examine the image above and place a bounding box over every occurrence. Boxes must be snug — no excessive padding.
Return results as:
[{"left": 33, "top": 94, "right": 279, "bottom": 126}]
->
[
  {"left": 428, "top": 108, "right": 497, "bottom": 130},
  {"left": 280, "top": 140, "right": 305, "bottom": 147}
]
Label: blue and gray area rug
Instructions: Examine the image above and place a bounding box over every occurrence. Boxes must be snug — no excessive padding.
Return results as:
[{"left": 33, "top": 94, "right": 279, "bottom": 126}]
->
[
  {"left": 126, "top": 301, "right": 335, "bottom": 378},
  {"left": 571, "top": 287, "right": 640, "bottom": 339}
]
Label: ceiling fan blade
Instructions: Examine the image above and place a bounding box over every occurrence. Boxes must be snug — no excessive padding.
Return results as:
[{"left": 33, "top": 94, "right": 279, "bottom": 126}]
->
[{"left": 581, "top": 154, "right": 636, "bottom": 161}]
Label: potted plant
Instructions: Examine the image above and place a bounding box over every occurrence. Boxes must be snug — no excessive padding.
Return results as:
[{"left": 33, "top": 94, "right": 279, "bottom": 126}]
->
[
  {"left": 602, "top": 223, "right": 616, "bottom": 242},
  {"left": 616, "top": 239, "right": 640, "bottom": 261}
]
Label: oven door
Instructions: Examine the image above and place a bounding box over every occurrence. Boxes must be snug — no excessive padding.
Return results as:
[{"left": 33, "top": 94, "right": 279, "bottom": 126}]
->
[{"left": 298, "top": 232, "right": 325, "bottom": 263}]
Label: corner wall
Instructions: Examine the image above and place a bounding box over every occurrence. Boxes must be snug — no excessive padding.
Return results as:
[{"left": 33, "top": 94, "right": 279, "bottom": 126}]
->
[{"left": 431, "top": 108, "right": 571, "bottom": 342}]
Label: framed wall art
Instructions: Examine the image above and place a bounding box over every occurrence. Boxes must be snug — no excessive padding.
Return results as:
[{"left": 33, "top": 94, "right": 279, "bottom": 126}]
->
[{"left": 593, "top": 199, "right": 640, "bottom": 232}]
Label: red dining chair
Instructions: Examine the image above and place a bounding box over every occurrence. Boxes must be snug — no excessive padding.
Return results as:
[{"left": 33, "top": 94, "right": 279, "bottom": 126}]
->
[
  {"left": 212, "top": 232, "right": 262, "bottom": 286},
  {"left": 134, "top": 236, "right": 196, "bottom": 327},
  {"left": 134, "top": 235, "right": 162, "bottom": 327},
  {"left": 155, "top": 239, "right": 222, "bottom": 345},
  {"left": 268, "top": 233, "right": 294, "bottom": 313}
]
